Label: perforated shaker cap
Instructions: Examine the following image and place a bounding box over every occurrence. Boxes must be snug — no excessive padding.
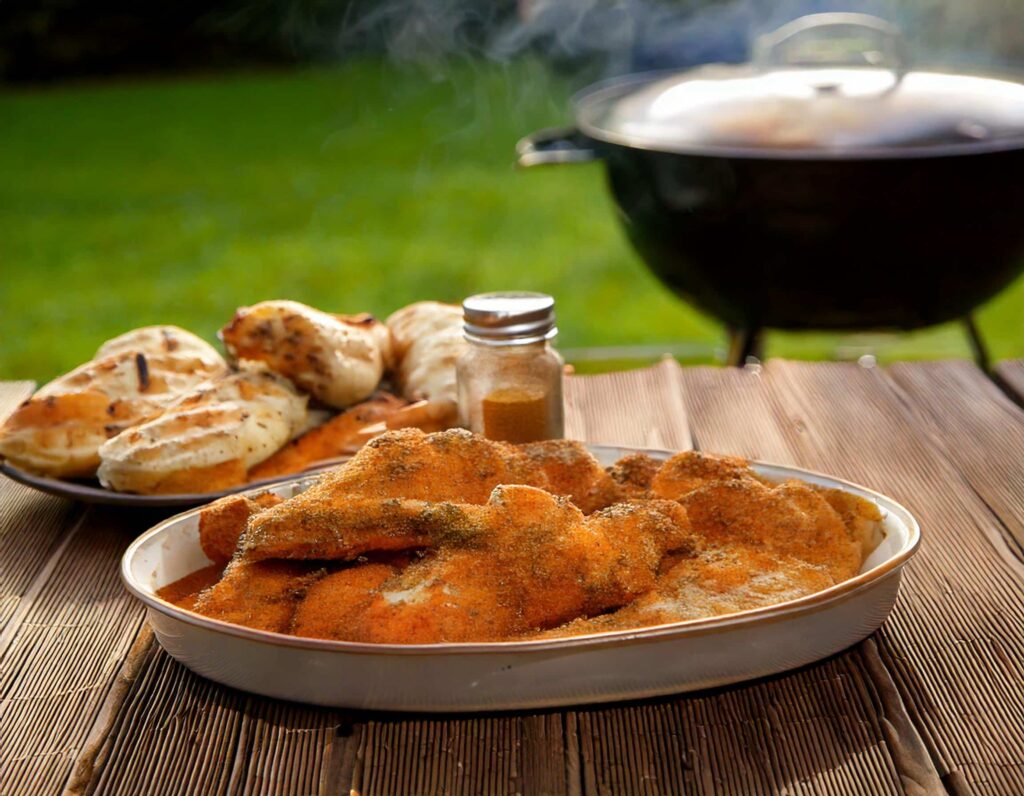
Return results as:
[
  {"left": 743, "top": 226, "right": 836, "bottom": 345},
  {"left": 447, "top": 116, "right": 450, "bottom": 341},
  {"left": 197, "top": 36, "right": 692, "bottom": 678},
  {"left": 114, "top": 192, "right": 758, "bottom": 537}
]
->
[{"left": 462, "top": 292, "right": 557, "bottom": 345}]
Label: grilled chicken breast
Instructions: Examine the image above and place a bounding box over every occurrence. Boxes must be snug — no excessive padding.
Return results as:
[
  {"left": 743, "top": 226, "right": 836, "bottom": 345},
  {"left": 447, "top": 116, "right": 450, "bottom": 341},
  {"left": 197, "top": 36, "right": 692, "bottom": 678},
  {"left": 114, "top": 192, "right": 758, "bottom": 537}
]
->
[
  {"left": 94, "top": 325, "right": 224, "bottom": 364},
  {"left": 97, "top": 369, "right": 308, "bottom": 494},
  {"left": 220, "top": 300, "right": 392, "bottom": 409},
  {"left": 386, "top": 301, "right": 466, "bottom": 404},
  {"left": 0, "top": 329, "right": 227, "bottom": 478}
]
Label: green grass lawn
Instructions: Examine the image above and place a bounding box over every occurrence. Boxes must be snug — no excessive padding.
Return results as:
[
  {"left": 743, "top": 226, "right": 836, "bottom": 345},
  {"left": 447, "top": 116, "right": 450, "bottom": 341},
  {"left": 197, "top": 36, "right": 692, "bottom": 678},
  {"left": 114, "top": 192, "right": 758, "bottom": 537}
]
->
[{"left": 2, "top": 60, "right": 1023, "bottom": 383}]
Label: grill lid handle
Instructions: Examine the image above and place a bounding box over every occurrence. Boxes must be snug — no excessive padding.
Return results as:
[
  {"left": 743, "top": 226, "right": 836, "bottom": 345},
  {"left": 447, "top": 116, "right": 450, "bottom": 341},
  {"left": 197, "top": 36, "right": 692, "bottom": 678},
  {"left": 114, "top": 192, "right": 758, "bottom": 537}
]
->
[
  {"left": 516, "top": 127, "right": 598, "bottom": 168},
  {"left": 754, "top": 13, "right": 909, "bottom": 84}
]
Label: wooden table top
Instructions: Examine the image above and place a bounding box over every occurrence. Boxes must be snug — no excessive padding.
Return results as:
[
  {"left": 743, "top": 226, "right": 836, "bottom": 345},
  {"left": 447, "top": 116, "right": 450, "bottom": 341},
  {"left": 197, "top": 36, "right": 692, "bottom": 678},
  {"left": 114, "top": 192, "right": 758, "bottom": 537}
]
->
[{"left": 3, "top": 359, "right": 1024, "bottom": 795}]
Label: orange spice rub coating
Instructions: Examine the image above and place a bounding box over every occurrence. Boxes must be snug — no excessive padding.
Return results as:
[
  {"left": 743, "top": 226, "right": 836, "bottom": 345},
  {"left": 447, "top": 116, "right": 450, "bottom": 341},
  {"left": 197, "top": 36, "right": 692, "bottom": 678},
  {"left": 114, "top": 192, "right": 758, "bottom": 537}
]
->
[
  {"left": 156, "top": 564, "right": 225, "bottom": 611},
  {"left": 175, "top": 435, "right": 883, "bottom": 644},
  {"left": 679, "top": 478, "right": 861, "bottom": 580},
  {"left": 518, "top": 439, "right": 618, "bottom": 514},
  {"left": 242, "top": 429, "right": 622, "bottom": 562},
  {"left": 288, "top": 485, "right": 692, "bottom": 643},
  {"left": 605, "top": 452, "right": 663, "bottom": 501},
  {"left": 650, "top": 450, "right": 759, "bottom": 501},
  {"left": 539, "top": 546, "right": 837, "bottom": 638},
  {"left": 192, "top": 558, "right": 325, "bottom": 633},
  {"left": 198, "top": 491, "right": 284, "bottom": 565}
]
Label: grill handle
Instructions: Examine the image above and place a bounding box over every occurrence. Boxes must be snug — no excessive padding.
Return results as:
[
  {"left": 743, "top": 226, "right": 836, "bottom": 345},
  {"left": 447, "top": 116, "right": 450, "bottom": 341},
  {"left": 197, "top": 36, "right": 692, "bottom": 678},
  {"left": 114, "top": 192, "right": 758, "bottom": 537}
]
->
[
  {"left": 754, "top": 13, "right": 909, "bottom": 82},
  {"left": 516, "top": 127, "right": 598, "bottom": 168}
]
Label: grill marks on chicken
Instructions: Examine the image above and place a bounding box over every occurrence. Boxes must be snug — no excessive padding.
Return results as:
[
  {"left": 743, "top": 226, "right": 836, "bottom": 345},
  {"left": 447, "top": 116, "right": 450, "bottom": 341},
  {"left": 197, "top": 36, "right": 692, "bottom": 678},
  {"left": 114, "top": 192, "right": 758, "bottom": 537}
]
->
[
  {"left": 0, "top": 327, "right": 228, "bottom": 478},
  {"left": 170, "top": 432, "right": 882, "bottom": 643},
  {"left": 220, "top": 300, "right": 392, "bottom": 410}
]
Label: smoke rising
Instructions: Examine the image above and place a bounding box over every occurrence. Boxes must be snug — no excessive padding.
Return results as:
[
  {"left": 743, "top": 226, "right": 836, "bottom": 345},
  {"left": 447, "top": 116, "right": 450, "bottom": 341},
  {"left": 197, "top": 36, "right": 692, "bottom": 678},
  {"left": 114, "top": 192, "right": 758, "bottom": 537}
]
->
[{"left": 325, "top": 0, "right": 1024, "bottom": 79}]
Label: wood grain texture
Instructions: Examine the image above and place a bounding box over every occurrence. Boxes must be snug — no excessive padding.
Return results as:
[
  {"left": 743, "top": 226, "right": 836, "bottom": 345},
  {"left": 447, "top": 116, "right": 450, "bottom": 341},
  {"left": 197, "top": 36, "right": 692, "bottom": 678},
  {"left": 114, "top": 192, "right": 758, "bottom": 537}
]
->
[
  {"left": 0, "top": 382, "right": 80, "bottom": 634},
  {"left": 682, "top": 360, "right": 1024, "bottom": 793},
  {"left": 565, "top": 358, "right": 692, "bottom": 451},
  {"left": 354, "top": 713, "right": 572, "bottom": 795},
  {"left": 889, "top": 360, "right": 1024, "bottom": 556},
  {"left": 0, "top": 507, "right": 150, "bottom": 795},
  {"left": 995, "top": 360, "right": 1024, "bottom": 405}
]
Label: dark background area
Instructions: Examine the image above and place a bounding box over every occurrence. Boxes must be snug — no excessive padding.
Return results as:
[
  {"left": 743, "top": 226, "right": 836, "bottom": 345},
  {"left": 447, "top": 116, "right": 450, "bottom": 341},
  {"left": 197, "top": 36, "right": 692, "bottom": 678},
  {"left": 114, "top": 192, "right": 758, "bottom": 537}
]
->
[
  {"left": 4, "top": 0, "right": 1023, "bottom": 85},
  {"left": 0, "top": 0, "right": 517, "bottom": 82}
]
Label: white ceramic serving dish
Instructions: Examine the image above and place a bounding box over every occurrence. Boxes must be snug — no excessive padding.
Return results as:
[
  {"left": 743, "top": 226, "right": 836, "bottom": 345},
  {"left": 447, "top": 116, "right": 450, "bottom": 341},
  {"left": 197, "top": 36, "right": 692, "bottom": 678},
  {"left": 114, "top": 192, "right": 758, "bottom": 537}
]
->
[{"left": 121, "top": 445, "right": 920, "bottom": 713}]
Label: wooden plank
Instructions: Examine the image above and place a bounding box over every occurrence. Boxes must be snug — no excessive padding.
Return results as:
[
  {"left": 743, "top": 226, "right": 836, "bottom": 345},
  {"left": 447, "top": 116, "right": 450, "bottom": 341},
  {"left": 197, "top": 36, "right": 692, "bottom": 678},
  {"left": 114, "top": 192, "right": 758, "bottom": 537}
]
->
[
  {"left": 565, "top": 357, "right": 692, "bottom": 451},
  {"left": 888, "top": 361, "right": 1024, "bottom": 556},
  {"left": 0, "top": 506, "right": 150, "bottom": 795},
  {"left": 995, "top": 360, "right": 1024, "bottom": 405},
  {"left": 353, "top": 713, "right": 569, "bottom": 796},
  {"left": 569, "top": 362, "right": 928, "bottom": 796},
  {"left": 681, "top": 360, "right": 1024, "bottom": 793},
  {"left": 0, "top": 381, "right": 80, "bottom": 634}
]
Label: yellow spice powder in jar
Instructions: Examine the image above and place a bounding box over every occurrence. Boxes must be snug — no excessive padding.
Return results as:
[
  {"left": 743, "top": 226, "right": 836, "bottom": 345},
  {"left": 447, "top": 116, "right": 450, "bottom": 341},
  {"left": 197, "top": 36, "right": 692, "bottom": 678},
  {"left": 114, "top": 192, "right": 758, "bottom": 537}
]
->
[{"left": 481, "top": 387, "right": 550, "bottom": 443}]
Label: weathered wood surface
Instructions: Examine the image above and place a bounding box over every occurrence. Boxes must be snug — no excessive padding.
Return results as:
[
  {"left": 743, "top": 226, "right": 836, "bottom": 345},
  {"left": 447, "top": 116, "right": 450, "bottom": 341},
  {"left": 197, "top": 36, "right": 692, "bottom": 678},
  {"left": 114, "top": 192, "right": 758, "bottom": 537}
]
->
[
  {"left": 889, "top": 361, "right": 1024, "bottom": 556},
  {"left": 0, "top": 382, "right": 79, "bottom": 635},
  {"left": 995, "top": 360, "right": 1024, "bottom": 406},
  {"left": 1, "top": 361, "right": 1024, "bottom": 795}
]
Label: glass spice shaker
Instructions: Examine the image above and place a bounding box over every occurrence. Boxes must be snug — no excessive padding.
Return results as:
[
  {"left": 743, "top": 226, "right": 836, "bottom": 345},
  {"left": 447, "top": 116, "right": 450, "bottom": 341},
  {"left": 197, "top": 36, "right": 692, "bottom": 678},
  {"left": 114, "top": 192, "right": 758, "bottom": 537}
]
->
[{"left": 457, "top": 292, "right": 565, "bottom": 443}]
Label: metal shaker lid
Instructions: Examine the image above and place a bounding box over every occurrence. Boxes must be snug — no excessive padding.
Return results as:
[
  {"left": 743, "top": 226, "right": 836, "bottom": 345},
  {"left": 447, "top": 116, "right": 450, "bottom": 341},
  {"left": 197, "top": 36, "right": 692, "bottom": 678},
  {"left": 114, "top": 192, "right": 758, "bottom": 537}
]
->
[{"left": 462, "top": 292, "right": 557, "bottom": 345}]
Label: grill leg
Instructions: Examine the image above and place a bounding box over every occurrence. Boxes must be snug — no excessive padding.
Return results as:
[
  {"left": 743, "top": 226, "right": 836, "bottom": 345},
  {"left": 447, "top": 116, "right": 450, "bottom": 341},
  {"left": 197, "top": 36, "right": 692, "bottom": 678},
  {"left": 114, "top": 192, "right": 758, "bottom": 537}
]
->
[
  {"left": 726, "top": 326, "right": 764, "bottom": 367},
  {"left": 962, "top": 315, "right": 991, "bottom": 372}
]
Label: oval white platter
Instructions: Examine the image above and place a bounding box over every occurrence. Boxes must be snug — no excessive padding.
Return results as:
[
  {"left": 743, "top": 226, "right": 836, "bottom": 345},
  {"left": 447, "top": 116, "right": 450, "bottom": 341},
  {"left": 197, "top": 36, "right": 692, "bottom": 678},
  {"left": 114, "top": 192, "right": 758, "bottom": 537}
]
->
[{"left": 121, "top": 445, "right": 921, "bottom": 713}]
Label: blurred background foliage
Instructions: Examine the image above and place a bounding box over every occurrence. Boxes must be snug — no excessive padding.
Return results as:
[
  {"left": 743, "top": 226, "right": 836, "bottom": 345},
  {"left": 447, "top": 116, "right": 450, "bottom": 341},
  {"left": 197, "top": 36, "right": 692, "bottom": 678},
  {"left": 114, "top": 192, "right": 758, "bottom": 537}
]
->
[{"left": 1, "top": 0, "right": 1023, "bottom": 381}]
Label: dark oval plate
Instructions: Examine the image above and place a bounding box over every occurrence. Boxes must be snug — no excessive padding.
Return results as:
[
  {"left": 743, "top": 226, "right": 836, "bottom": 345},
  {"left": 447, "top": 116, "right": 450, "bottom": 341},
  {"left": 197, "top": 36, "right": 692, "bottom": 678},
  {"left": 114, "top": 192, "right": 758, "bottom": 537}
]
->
[{"left": 0, "top": 459, "right": 343, "bottom": 507}]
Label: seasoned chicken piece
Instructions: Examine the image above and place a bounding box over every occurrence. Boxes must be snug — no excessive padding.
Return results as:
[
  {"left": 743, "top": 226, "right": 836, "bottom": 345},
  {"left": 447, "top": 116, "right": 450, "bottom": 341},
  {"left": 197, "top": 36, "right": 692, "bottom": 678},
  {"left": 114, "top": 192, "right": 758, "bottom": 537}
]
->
[
  {"left": 813, "top": 486, "right": 885, "bottom": 560},
  {"left": 680, "top": 478, "right": 861, "bottom": 580},
  {"left": 276, "top": 428, "right": 541, "bottom": 505},
  {"left": 650, "top": 450, "right": 758, "bottom": 501},
  {"left": 650, "top": 452, "right": 883, "bottom": 563},
  {"left": 338, "top": 399, "right": 464, "bottom": 453},
  {"left": 0, "top": 335, "right": 227, "bottom": 478},
  {"left": 193, "top": 558, "right": 325, "bottom": 633},
  {"left": 518, "top": 439, "right": 618, "bottom": 514},
  {"left": 247, "top": 392, "right": 408, "bottom": 480},
  {"left": 541, "top": 546, "right": 837, "bottom": 638},
  {"left": 97, "top": 370, "right": 308, "bottom": 494},
  {"left": 221, "top": 300, "right": 392, "bottom": 409},
  {"left": 198, "top": 491, "right": 284, "bottom": 564},
  {"left": 243, "top": 495, "right": 442, "bottom": 561},
  {"left": 600, "top": 452, "right": 663, "bottom": 503},
  {"left": 290, "top": 563, "right": 401, "bottom": 639},
  {"left": 385, "top": 301, "right": 466, "bottom": 430},
  {"left": 287, "top": 485, "right": 692, "bottom": 643},
  {"left": 638, "top": 547, "right": 837, "bottom": 620},
  {"left": 243, "top": 430, "right": 622, "bottom": 560},
  {"left": 94, "top": 325, "right": 224, "bottom": 364}
]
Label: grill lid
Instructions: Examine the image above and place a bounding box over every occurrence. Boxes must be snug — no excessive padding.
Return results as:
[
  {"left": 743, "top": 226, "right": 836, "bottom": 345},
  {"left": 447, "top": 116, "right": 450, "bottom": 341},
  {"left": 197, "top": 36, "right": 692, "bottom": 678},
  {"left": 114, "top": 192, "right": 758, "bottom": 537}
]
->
[{"left": 576, "top": 13, "right": 1024, "bottom": 157}]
